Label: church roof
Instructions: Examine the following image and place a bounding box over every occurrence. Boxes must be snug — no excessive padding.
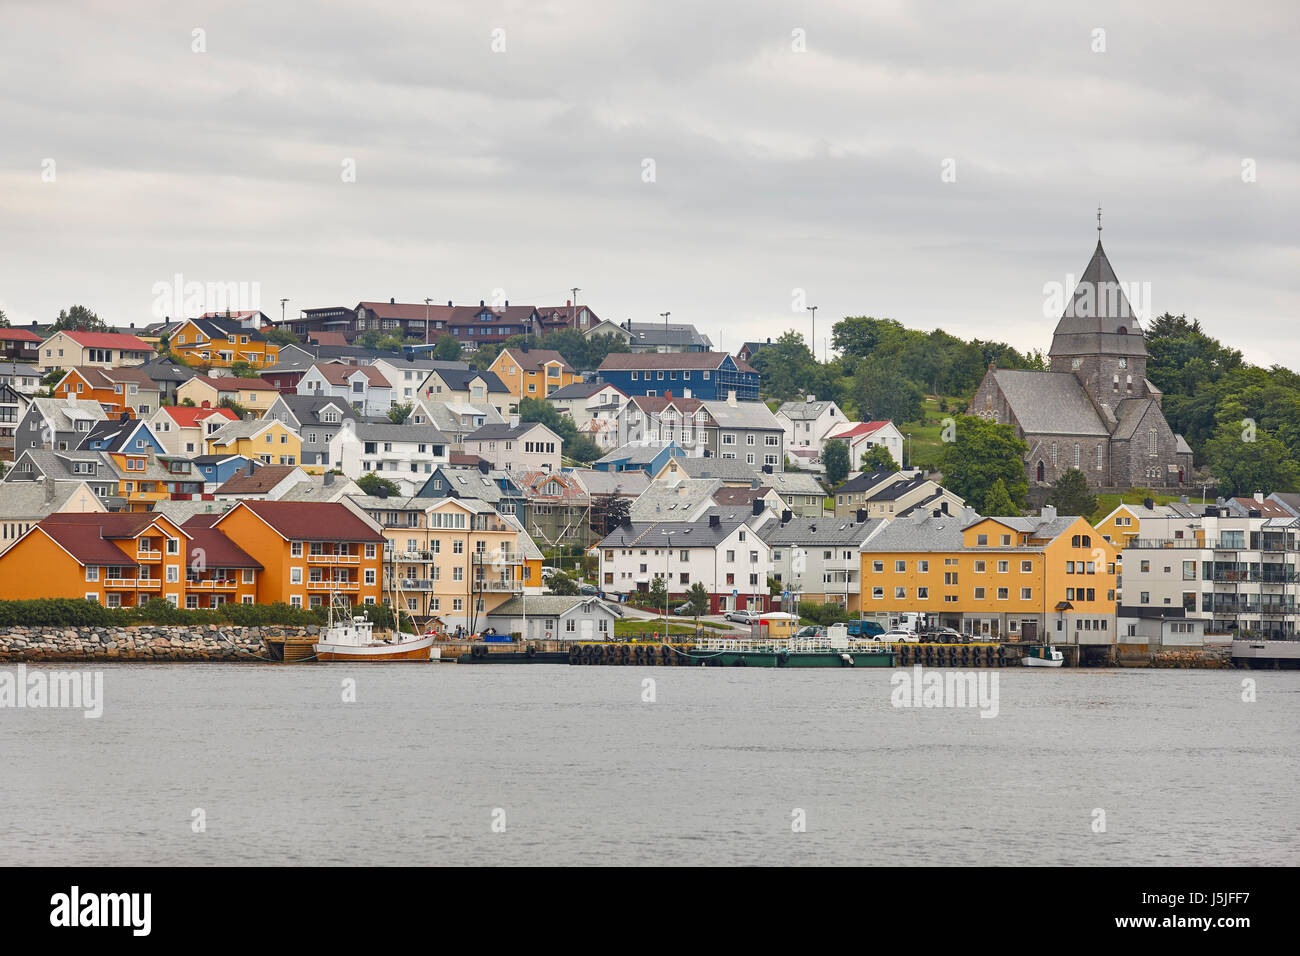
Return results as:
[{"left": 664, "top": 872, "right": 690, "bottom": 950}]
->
[
  {"left": 1112, "top": 399, "right": 1158, "bottom": 441},
  {"left": 991, "top": 370, "right": 1110, "bottom": 437},
  {"left": 1049, "top": 240, "right": 1147, "bottom": 359}
]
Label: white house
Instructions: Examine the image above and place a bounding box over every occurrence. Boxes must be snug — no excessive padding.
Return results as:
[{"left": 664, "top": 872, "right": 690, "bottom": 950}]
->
[
  {"left": 462, "top": 421, "right": 562, "bottom": 473},
  {"left": 297, "top": 362, "right": 394, "bottom": 417},
  {"left": 597, "top": 514, "right": 773, "bottom": 614},
  {"left": 482, "top": 594, "right": 622, "bottom": 642},
  {"left": 149, "top": 404, "right": 239, "bottom": 457},
  {"left": 824, "top": 420, "right": 905, "bottom": 470},
  {"left": 547, "top": 381, "right": 627, "bottom": 450},
  {"left": 776, "top": 398, "right": 848, "bottom": 460},
  {"left": 335, "top": 422, "right": 451, "bottom": 496}
]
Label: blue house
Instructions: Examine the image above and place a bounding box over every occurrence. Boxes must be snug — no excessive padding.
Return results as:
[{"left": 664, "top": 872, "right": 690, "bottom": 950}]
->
[
  {"left": 595, "top": 352, "right": 759, "bottom": 402},
  {"left": 192, "top": 454, "right": 262, "bottom": 487},
  {"left": 593, "top": 441, "right": 685, "bottom": 474},
  {"left": 78, "top": 417, "right": 167, "bottom": 455}
]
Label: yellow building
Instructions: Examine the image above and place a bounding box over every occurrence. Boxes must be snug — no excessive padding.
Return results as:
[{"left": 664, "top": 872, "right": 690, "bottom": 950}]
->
[
  {"left": 351, "top": 494, "right": 533, "bottom": 632},
  {"left": 489, "top": 347, "right": 579, "bottom": 405},
  {"left": 860, "top": 507, "right": 1120, "bottom": 643},
  {"left": 176, "top": 375, "right": 282, "bottom": 412},
  {"left": 204, "top": 418, "right": 302, "bottom": 466},
  {"left": 1094, "top": 500, "right": 1201, "bottom": 548}
]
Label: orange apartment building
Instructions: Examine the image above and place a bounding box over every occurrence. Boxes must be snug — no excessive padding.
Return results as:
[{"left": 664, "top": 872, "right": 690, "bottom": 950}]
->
[
  {"left": 208, "top": 500, "right": 387, "bottom": 609},
  {"left": 860, "top": 506, "right": 1121, "bottom": 643},
  {"left": 52, "top": 366, "right": 162, "bottom": 418},
  {"left": 0, "top": 512, "right": 258, "bottom": 608}
]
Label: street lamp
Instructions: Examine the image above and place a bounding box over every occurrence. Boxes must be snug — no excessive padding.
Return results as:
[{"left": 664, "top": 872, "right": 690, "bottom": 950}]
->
[
  {"left": 660, "top": 311, "right": 670, "bottom": 351},
  {"left": 806, "top": 305, "right": 817, "bottom": 354},
  {"left": 279, "top": 298, "right": 289, "bottom": 325},
  {"left": 661, "top": 529, "right": 673, "bottom": 629},
  {"left": 424, "top": 298, "right": 433, "bottom": 346}
]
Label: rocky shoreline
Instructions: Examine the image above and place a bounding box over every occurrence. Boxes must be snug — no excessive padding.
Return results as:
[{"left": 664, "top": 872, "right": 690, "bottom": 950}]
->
[{"left": 0, "top": 625, "right": 318, "bottom": 661}]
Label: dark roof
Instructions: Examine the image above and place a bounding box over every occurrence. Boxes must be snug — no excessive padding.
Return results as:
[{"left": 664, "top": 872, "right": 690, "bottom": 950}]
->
[
  {"left": 545, "top": 380, "right": 609, "bottom": 400},
  {"left": 221, "top": 500, "right": 384, "bottom": 542},
  {"left": 465, "top": 421, "right": 549, "bottom": 442},
  {"left": 834, "top": 469, "right": 898, "bottom": 495},
  {"left": 988, "top": 370, "right": 1109, "bottom": 437},
  {"left": 180, "top": 520, "right": 262, "bottom": 568},
  {"left": 1048, "top": 240, "right": 1147, "bottom": 358},
  {"left": 598, "top": 352, "right": 743, "bottom": 372},
  {"left": 187, "top": 317, "right": 269, "bottom": 342},
  {"left": 214, "top": 465, "right": 299, "bottom": 495},
  {"left": 426, "top": 368, "right": 509, "bottom": 393},
  {"left": 598, "top": 518, "right": 750, "bottom": 549}
]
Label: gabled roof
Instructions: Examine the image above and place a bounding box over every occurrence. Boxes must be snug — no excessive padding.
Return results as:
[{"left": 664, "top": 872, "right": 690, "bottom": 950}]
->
[
  {"left": 0, "top": 328, "right": 42, "bottom": 342},
  {"left": 487, "top": 595, "right": 621, "bottom": 618},
  {"left": 177, "top": 317, "right": 270, "bottom": 343},
  {"left": 777, "top": 400, "right": 838, "bottom": 420},
  {"left": 700, "top": 399, "right": 782, "bottom": 430},
  {"left": 827, "top": 420, "right": 893, "bottom": 440},
  {"left": 179, "top": 518, "right": 262, "bottom": 568},
  {"left": 191, "top": 375, "right": 280, "bottom": 392},
  {"left": 218, "top": 500, "right": 384, "bottom": 542},
  {"left": 567, "top": 468, "right": 650, "bottom": 498},
  {"left": 55, "top": 331, "right": 152, "bottom": 351},
  {"left": 598, "top": 351, "right": 742, "bottom": 372},
  {"left": 157, "top": 405, "right": 239, "bottom": 428},
  {"left": 424, "top": 367, "right": 509, "bottom": 394},
  {"left": 207, "top": 418, "right": 291, "bottom": 445},
  {"left": 544, "top": 380, "right": 617, "bottom": 401},
  {"left": 78, "top": 417, "right": 161, "bottom": 453},
  {"left": 497, "top": 347, "right": 574, "bottom": 374},
  {"left": 349, "top": 422, "right": 448, "bottom": 444},
  {"left": 465, "top": 421, "right": 552, "bottom": 442},
  {"left": 214, "top": 465, "right": 300, "bottom": 495},
  {"left": 758, "top": 515, "right": 885, "bottom": 546},
  {"left": 989, "top": 369, "right": 1109, "bottom": 437},
  {"left": 307, "top": 363, "right": 392, "bottom": 388},
  {"left": 599, "top": 516, "right": 747, "bottom": 549}
]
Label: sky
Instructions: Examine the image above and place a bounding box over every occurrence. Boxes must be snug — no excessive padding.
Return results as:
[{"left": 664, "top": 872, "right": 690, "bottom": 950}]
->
[{"left": 1, "top": 1, "right": 1296, "bottom": 365}]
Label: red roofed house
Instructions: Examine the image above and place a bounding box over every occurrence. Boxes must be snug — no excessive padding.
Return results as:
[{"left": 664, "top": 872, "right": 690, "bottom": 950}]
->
[
  {"left": 824, "top": 420, "right": 905, "bottom": 470},
  {"left": 149, "top": 403, "right": 240, "bottom": 456},
  {"left": 0, "top": 327, "right": 42, "bottom": 363},
  {"left": 37, "top": 330, "right": 154, "bottom": 372},
  {"left": 0, "top": 511, "right": 260, "bottom": 609},
  {"left": 210, "top": 499, "right": 386, "bottom": 609}
]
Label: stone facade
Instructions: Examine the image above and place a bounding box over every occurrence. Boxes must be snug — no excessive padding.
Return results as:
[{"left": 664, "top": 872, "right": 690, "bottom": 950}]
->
[
  {"left": 968, "top": 238, "right": 1193, "bottom": 491},
  {"left": 0, "top": 624, "right": 315, "bottom": 661}
]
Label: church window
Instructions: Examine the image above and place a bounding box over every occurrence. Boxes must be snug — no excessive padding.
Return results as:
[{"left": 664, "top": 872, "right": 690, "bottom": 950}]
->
[
  {"left": 1113, "top": 375, "right": 1119, "bottom": 391},
  {"left": 1118, "top": 357, "right": 1127, "bottom": 369},
  {"left": 1071, "top": 358, "right": 1081, "bottom": 370},
  {"left": 1074, "top": 443, "right": 1080, "bottom": 468},
  {"left": 1036, "top": 461, "right": 1045, "bottom": 483},
  {"left": 1126, "top": 375, "right": 1133, "bottom": 391},
  {"left": 1050, "top": 442, "right": 1057, "bottom": 466},
  {"left": 1096, "top": 444, "right": 1103, "bottom": 470},
  {"left": 1149, "top": 428, "right": 1157, "bottom": 456}
]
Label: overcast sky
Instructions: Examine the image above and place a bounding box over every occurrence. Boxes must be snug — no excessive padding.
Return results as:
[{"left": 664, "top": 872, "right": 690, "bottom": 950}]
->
[{"left": 1, "top": 1, "right": 1295, "bottom": 365}]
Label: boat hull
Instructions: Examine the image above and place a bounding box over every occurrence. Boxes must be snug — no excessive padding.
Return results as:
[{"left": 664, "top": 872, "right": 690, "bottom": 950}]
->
[
  {"left": 692, "top": 650, "right": 895, "bottom": 668},
  {"left": 1022, "top": 655, "right": 1063, "bottom": 667},
  {"left": 313, "top": 634, "right": 437, "bottom": 662}
]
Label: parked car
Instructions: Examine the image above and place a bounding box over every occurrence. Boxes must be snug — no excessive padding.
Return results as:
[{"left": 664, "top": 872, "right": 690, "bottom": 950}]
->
[
  {"left": 724, "top": 609, "right": 759, "bottom": 625},
  {"left": 881, "top": 628, "right": 919, "bottom": 644},
  {"left": 673, "top": 601, "right": 697, "bottom": 615},
  {"left": 794, "top": 625, "right": 825, "bottom": 639},
  {"left": 540, "top": 566, "right": 559, "bottom": 580},
  {"left": 578, "top": 583, "right": 598, "bottom": 596},
  {"left": 923, "top": 627, "right": 966, "bottom": 644}
]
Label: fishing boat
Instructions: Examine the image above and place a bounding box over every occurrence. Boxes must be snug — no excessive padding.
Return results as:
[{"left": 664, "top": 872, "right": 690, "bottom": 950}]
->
[
  {"left": 1021, "top": 644, "right": 1064, "bottom": 667},
  {"left": 683, "top": 619, "right": 895, "bottom": 668},
  {"left": 312, "top": 592, "right": 438, "bottom": 662}
]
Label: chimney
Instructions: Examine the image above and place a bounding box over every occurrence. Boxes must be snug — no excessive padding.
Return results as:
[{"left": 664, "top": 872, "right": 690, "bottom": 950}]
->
[
  {"left": 566, "top": 299, "right": 571, "bottom": 307},
  {"left": 406, "top": 352, "right": 413, "bottom": 362},
  {"left": 727, "top": 390, "right": 737, "bottom": 407},
  {"left": 478, "top": 460, "right": 490, "bottom": 475},
  {"left": 1180, "top": 495, "right": 1189, "bottom": 504},
  {"left": 479, "top": 300, "right": 485, "bottom": 307},
  {"left": 781, "top": 509, "right": 792, "bottom": 523},
  {"left": 1254, "top": 491, "right": 1264, "bottom": 503},
  {"left": 912, "top": 508, "right": 928, "bottom": 524},
  {"left": 856, "top": 509, "right": 868, "bottom": 523},
  {"left": 940, "top": 501, "right": 950, "bottom": 515},
  {"left": 390, "top": 297, "right": 396, "bottom": 305},
  {"left": 44, "top": 476, "right": 55, "bottom": 503},
  {"left": 201, "top": 400, "right": 210, "bottom": 408},
  {"left": 504, "top": 300, "right": 509, "bottom": 308},
  {"left": 245, "top": 461, "right": 255, "bottom": 476},
  {"left": 665, "top": 390, "right": 673, "bottom": 399},
  {"left": 1143, "top": 497, "right": 1154, "bottom": 510},
  {"left": 807, "top": 393, "right": 815, "bottom": 402},
  {"left": 323, "top": 471, "right": 334, "bottom": 485},
  {"left": 752, "top": 498, "right": 764, "bottom": 516},
  {"left": 708, "top": 514, "right": 720, "bottom": 528},
  {"left": 447, "top": 300, "right": 452, "bottom": 308},
  {"left": 1042, "top": 504, "right": 1058, "bottom": 520}
]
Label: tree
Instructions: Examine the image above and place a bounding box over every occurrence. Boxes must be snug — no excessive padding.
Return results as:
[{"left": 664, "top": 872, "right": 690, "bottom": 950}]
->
[
  {"left": 433, "top": 334, "right": 462, "bottom": 361},
  {"left": 387, "top": 402, "right": 413, "bottom": 425},
  {"left": 686, "top": 581, "right": 709, "bottom": 618},
  {"left": 647, "top": 575, "right": 668, "bottom": 612},
  {"left": 1047, "top": 468, "right": 1098, "bottom": 517},
  {"left": 546, "top": 570, "right": 579, "bottom": 595},
  {"left": 751, "top": 331, "right": 828, "bottom": 403},
  {"left": 229, "top": 360, "right": 257, "bottom": 379},
  {"left": 853, "top": 354, "right": 925, "bottom": 425},
  {"left": 937, "top": 415, "right": 1029, "bottom": 510},
  {"left": 264, "top": 328, "right": 300, "bottom": 346},
  {"left": 218, "top": 398, "right": 250, "bottom": 419},
  {"left": 585, "top": 332, "right": 630, "bottom": 369},
  {"left": 0, "top": 309, "right": 8, "bottom": 327},
  {"left": 356, "top": 473, "right": 402, "bottom": 497},
  {"left": 823, "top": 439, "right": 850, "bottom": 485},
  {"left": 51, "top": 305, "right": 107, "bottom": 333},
  {"left": 982, "top": 478, "right": 1018, "bottom": 516},
  {"left": 593, "top": 493, "right": 630, "bottom": 533},
  {"left": 1203, "top": 422, "right": 1300, "bottom": 496},
  {"left": 861, "top": 443, "right": 896, "bottom": 473},
  {"left": 564, "top": 435, "right": 602, "bottom": 464}
]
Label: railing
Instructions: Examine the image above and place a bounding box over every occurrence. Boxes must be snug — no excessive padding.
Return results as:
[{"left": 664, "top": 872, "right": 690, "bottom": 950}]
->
[
  {"left": 186, "top": 580, "right": 238, "bottom": 590},
  {"left": 1128, "top": 538, "right": 1300, "bottom": 551},
  {"left": 307, "top": 580, "right": 359, "bottom": 590},
  {"left": 136, "top": 550, "right": 162, "bottom": 561},
  {"left": 474, "top": 580, "right": 523, "bottom": 592},
  {"left": 306, "top": 553, "right": 360, "bottom": 564},
  {"left": 135, "top": 579, "right": 162, "bottom": 590},
  {"left": 104, "top": 579, "right": 138, "bottom": 589},
  {"left": 472, "top": 552, "right": 523, "bottom": 565}
]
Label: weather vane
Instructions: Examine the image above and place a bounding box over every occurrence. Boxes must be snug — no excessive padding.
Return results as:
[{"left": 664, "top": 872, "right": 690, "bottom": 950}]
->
[{"left": 1097, "top": 204, "right": 1102, "bottom": 236}]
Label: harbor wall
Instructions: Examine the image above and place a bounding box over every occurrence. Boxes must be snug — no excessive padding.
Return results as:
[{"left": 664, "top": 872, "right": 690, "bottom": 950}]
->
[{"left": 0, "top": 625, "right": 316, "bottom": 662}]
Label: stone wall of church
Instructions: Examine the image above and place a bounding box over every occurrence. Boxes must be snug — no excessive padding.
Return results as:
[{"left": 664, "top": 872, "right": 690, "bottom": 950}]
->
[
  {"left": 1110, "top": 403, "right": 1190, "bottom": 488},
  {"left": 1024, "top": 434, "right": 1111, "bottom": 488}
]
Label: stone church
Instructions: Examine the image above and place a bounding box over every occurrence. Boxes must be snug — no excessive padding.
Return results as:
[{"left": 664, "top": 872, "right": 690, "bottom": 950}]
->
[{"left": 968, "top": 237, "right": 1193, "bottom": 491}]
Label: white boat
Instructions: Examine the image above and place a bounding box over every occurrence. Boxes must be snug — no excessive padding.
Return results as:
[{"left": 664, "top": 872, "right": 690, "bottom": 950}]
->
[
  {"left": 1022, "top": 644, "right": 1064, "bottom": 667},
  {"left": 312, "top": 593, "right": 438, "bottom": 662}
]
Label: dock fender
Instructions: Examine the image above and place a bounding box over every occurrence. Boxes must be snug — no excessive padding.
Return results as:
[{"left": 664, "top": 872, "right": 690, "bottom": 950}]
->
[{"left": 526, "top": 644, "right": 537, "bottom": 658}]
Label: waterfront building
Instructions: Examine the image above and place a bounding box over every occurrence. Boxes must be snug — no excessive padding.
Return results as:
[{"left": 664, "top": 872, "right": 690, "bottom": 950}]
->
[{"left": 760, "top": 515, "right": 887, "bottom": 611}]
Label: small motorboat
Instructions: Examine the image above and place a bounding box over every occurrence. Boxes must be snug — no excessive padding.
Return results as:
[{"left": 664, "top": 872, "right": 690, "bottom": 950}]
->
[{"left": 1022, "top": 644, "right": 1064, "bottom": 667}]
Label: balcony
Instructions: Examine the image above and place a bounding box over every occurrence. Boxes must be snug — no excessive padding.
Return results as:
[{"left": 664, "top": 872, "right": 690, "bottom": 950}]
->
[
  {"left": 473, "top": 579, "right": 524, "bottom": 593},
  {"left": 306, "top": 552, "right": 360, "bottom": 564},
  {"left": 135, "top": 579, "right": 162, "bottom": 591},
  {"left": 307, "top": 579, "right": 359, "bottom": 591},
  {"left": 187, "top": 579, "right": 239, "bottom": 591},
  {"left": 471, "top": 552, "right": 524, "bottom": 566},
  {"left": 104, "top": 579, "right": 139, "bottom": 589},
  {"left": 136, "top": 550, "right": 162, "bottom": 562}
]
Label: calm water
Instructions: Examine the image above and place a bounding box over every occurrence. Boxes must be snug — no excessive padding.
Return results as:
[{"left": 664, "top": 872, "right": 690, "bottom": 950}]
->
[{"left": 2, "top": 664, "right": 1296, "bottom": 866}]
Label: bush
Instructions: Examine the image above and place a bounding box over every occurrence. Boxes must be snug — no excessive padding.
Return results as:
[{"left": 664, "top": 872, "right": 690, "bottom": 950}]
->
[
  {"left": 0, "top": 598, "right": 329, "bottom": 628},
  {"left": 796, "top": 600, "right": 854, "bottom": 626}
]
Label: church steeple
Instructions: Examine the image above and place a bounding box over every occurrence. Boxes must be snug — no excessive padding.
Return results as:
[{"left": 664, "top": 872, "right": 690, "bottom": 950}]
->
[{"left": 1047, "top": 229, "right": 1148, "bottom": 410}]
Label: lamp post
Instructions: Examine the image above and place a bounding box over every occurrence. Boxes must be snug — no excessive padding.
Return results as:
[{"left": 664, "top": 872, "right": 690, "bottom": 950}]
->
[
  {"left": 424, "top": 298, "right": 433, "bottom": 346},
  {"left": 661, "top": 529, "right": 673, "bottom": 629},
  {"left": 806, "top": 305, "right": 817, "bottom": 353},
  {"left": 660, "top": 311, "right": 670, "bottom": 351},
  {"left": 279, "top": 298, "right": 288, "bottom": 325}
]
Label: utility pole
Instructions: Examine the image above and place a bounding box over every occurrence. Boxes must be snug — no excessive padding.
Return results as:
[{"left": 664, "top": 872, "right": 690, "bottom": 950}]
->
[
  {"left": 279, "top": 298, "right": 288, "bottom": 325},
  {"left": 806, "top": 305, "right": 818, "bottom": 354},
  {"left": 424, "top": 298, "right": 433, "bottom": 345},
  {"left": 571, "top": 287, "right": 580, "bottom": 329},
  {"left": 659, "top": 311, "right": 670, "bottom": 351}
]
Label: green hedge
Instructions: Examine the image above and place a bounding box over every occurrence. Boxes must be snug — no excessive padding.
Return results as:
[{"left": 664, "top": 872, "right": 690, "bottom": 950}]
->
[
  {"left": 796, "top": 600, "right": 855, "bottom": 626},
  {"left": 0, "top": 598, "right": 330, "bottom": 628}
]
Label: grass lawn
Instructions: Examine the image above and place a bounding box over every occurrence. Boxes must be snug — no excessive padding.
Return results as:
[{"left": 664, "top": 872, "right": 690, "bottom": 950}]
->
[
  {"left": 612, "top": 618, "right": 726, "bottom": 638},
  {"left": 899, "top": 395, "right": 968, "bottom": 471}
]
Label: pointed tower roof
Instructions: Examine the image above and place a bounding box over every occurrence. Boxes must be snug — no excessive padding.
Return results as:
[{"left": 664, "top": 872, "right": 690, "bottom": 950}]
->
[{"left": 1048, "top": 240, "right": 1146, "bottom": 358}]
